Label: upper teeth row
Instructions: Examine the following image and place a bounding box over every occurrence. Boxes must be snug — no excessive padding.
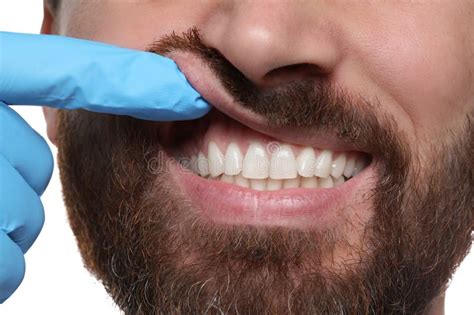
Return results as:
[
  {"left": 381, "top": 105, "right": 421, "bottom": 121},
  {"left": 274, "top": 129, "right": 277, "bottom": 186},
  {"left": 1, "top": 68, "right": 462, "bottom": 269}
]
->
[{"left": 187, "top": 141, "right": 367, "bottom": 181}]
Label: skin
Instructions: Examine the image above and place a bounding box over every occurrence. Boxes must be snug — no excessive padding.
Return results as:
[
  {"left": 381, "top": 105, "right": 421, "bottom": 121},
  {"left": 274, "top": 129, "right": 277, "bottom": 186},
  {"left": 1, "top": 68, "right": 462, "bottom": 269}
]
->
[{"left": 41, "top": 1, "right": 474, "bottom": 313}]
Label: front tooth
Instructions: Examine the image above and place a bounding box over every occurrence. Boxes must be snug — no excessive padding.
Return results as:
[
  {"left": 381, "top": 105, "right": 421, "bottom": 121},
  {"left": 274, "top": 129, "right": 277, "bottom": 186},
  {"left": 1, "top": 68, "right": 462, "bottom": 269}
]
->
[
  {"left": 270, "top": 144, "right": 297, "bottom": 179},
  {"left": 283, "top": 177, "right": 300, "bottom": 189},
  {"left": 314, "top": 150, "right": 332, "bottom": 178},
  {"left": 343, "top": 155, "right": 356, "bottom": 178},
  {"left": 333, "top": 176, "right": 345, "bottom": 187},
  {"left": 319, "top": 176, "right": 334, "bottom": 188},
  {"left": 224, "top": 143, "right": 243, "bottom": 175},
  {"left": 197, "top": 151, "right": 209, "bottom": 176},
  {"left": 220, "top": 174, "right": 234, "bottom": 184},
  {"left": 267, "top": 178, "right": 283, "bottom": 191},
  {"left": 242, "top": 142, "right": 269, "bottom": 179},
  {"left": 296, "top": 147, "right": 316, "bottom": 177},
  {"left": 235, "top": 174, "right": 250, "bottom": 188},
  {"left": 250, "top": 179, "right": 266, "bottom": 191},
  {"left": 208, "top": 141, "right": 225, "bottom": 177},
  {"left": 330, "top": 153, "right": 347, "bottom": 178},
  {"left": 301, "top": 177, "right": 318, "bottom": 188}
]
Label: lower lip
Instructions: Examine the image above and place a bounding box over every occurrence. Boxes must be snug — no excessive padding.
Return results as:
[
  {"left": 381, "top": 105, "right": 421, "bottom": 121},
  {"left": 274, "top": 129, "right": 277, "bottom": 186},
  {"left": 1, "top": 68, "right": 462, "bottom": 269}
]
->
[{"left": 171, "top": 160, "right": 374, "bottom": 229}]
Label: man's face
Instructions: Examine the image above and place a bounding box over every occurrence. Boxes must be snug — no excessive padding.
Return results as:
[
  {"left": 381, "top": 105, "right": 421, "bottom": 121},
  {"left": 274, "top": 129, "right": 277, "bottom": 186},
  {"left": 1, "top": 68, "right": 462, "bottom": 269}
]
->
[{"left": 44, "top": 1, "right": 473, "bottom": 314}]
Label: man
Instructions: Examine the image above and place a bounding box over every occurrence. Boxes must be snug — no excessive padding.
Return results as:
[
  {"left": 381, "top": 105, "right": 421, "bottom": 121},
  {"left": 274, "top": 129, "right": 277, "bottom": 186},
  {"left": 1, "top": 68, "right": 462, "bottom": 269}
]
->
[{"left": 1, "top": 0, "right": 473, "bottom": 314}]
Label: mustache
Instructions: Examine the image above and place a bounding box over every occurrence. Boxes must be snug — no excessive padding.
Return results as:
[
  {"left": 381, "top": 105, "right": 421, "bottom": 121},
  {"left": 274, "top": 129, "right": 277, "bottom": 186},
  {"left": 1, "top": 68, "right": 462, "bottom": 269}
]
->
[{"left": 148, "top": 28, "right": 407, "bottom": 159}]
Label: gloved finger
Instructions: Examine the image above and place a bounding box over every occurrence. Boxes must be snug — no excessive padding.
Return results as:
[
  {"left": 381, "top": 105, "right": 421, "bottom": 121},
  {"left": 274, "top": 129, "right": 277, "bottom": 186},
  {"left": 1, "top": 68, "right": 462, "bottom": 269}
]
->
[
  {"left": 0, "top": 32, "right": 210, "bottom": 121},
  {"left": 0, "top": 102, "right": 53, "bottom": 195},
  {"left": 0, "top": 155, "right": 45, "bottom": 253},
  {"left": 0, "top": 231, "right": 25, "bottom": 303}
]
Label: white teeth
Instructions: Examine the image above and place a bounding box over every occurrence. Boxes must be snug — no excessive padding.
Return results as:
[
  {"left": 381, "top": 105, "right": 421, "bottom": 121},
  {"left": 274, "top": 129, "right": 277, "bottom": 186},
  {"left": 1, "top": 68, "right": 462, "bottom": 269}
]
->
[
  {"left": 352, "top": 158, "right": 366, "bottom": 177},
  {"left": 269, "top": 144, "right": 297, "bottom": 179},
  {"left": 267, "top": 178, "right": 283, "bottom": 191},
  {"left": 250, "top": 179, "right": 266, "bottom": 191},
  {"left": 224, "top": 143, "right": 243, "bottom": 175},
  {"left": 242, "top": 142, "right": 269, "bottom": 179},
  {"left": 296, "top": 147, "right": 316, "bottom": 177},
  {"left": 191, "top": 141, "right": 369, "bottom": 191},
  {"left": 283, "top": 177, "right": 300, "bottom": 189},
  {"left": 189, "top": 155, "right": 198, "bottom": 174},
  {"left": 330, "top": 153, "right": 347, "bottom": 178},
  {"left": 333, "top": 176, "right": 345, "bottom": 187},
  {"left": 197, "top": 151, "right": 209, "bottom": 177},
  {"left": 212, "top": 174, "right": 347, "bottom": 190},
  {"left": 319, "top": 176, "right": 334, "bottom": 188},
  {"left": 343, "top": 155, "right": 356, "bottom": 178},
  {"left": 208, "top": 141, "right": 225, "bottom": 177},
  {"left": 300, "top": 176, "right": 318, "bottom": 188},
  {"left": 220, "top": 174, "right": 234, "bottom": 184},
  {"left": 234, "top": 174, "right": 250, "bottom": 188},
  {"left": 314, "top": 150, "right": 332, "bottom": 178}
]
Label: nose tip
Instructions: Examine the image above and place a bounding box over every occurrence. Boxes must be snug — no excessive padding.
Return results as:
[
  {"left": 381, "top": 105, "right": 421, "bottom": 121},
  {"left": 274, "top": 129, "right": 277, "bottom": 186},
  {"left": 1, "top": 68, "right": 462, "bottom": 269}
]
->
[{"left": 219, "top": 25, "right": 285, "bottom": 83}]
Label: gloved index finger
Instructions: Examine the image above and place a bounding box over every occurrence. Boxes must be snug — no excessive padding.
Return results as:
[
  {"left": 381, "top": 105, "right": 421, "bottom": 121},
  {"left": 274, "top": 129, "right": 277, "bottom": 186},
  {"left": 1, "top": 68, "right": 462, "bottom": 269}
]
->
[{"left": 0, "top": 32, "right": 210, "bottom": 121}]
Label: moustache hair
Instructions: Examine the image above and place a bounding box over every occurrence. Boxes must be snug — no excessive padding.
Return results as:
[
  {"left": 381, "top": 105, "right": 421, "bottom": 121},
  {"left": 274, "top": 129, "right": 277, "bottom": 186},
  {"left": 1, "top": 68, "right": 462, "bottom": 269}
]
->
[{"left": 148, "top": 28, "right": 407, "bottom": 160}]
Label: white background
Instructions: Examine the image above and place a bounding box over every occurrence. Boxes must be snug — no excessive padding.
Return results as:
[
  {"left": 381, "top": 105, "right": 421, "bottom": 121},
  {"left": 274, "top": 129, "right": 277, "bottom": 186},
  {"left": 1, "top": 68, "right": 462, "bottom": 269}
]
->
[{"left": 0, "top": 1, "right": 472, "bottom": 314}]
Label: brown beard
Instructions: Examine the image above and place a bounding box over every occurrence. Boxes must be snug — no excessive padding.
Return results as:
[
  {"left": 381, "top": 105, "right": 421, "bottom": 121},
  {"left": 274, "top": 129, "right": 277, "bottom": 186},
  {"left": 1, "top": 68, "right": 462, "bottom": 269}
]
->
[{"left": 56, "top": 30, "right": 473, "bottom": 314}]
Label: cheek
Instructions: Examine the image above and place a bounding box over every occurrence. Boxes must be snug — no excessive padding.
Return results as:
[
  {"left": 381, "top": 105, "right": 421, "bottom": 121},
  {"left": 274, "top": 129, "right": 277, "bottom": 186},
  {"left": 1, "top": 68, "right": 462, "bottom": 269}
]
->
[
  {"left": 60, "top": 1, "right": 209, "bottom": 50},
  {"left": 357, "top": 11, "right": 473, "bottom": 140},
  {"left": 377, "top": 33, "right": 471, "bottom": 131}
]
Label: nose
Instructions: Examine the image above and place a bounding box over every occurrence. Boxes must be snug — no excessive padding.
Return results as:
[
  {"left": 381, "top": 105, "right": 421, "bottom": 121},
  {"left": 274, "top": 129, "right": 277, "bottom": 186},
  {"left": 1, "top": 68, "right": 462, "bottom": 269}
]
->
[{"left": 201, "top": 1, "right": 342, "bottom": 87}]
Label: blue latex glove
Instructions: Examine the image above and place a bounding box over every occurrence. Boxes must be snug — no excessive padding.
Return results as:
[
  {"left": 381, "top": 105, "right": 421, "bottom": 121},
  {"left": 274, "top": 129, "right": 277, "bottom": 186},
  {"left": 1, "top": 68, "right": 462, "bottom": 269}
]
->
[{"left": 0, "top": 32, "right": 210, "bottom": 302}]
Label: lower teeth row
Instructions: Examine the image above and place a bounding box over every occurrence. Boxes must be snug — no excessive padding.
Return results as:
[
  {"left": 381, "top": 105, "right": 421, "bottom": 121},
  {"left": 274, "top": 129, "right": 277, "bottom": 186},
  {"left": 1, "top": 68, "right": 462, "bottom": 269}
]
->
[{"left": 209, "top": 174, "right": 346, "bottom": 190}]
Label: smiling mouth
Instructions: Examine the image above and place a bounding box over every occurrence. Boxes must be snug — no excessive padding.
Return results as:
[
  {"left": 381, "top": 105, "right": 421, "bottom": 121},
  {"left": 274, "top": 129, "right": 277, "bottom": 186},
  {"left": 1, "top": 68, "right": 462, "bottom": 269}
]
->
[
  {"left": 154, "top": 52, "right": 375, "bottom": 228},
  {"left": 163, "top": 109, "right": 371, "bottom": 191}
]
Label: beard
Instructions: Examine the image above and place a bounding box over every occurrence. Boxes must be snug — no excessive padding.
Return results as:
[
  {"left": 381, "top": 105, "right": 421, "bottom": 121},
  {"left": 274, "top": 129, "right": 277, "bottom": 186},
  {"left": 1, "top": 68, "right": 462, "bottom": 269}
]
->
[{"left": 56, "top": 30, "right": 473, "bottom": 314}]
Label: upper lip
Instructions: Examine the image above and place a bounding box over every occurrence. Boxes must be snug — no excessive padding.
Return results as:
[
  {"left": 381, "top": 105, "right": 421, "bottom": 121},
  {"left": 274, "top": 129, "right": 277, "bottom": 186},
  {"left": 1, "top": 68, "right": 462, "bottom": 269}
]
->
[{"left": 169, "top": 51, "right": 364, "bottom": 153}]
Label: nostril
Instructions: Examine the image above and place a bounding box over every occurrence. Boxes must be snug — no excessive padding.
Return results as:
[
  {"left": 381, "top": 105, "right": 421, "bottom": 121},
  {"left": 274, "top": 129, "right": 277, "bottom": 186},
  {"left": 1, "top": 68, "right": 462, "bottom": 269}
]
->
[{"left": 262, "top": 63, "right": 327, "bottom": 87}]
